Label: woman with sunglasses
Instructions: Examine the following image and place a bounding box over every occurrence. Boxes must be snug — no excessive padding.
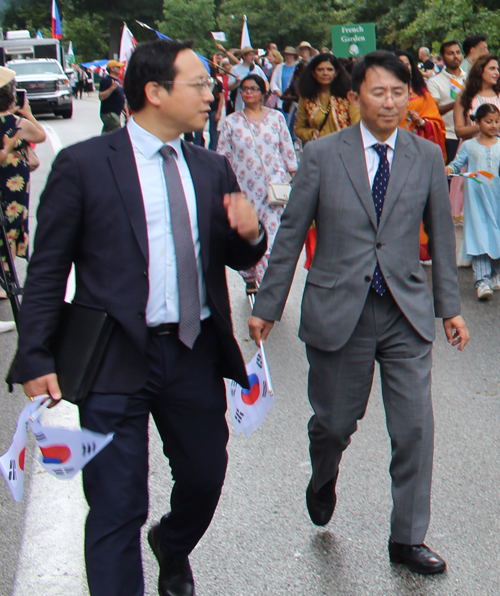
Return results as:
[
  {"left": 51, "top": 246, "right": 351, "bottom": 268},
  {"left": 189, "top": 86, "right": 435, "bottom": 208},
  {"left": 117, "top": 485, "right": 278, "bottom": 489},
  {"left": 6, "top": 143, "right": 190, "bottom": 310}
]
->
[{"left": 217, "top": 74, "right": 297, "bottom": 297}]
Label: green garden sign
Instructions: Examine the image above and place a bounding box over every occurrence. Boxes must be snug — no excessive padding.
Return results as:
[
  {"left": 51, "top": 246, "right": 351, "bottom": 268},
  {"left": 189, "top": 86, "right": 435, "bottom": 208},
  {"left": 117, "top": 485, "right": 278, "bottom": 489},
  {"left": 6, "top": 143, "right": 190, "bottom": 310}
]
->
[{"left": 331, "top": 23, "right": 376, "bottom": 58}]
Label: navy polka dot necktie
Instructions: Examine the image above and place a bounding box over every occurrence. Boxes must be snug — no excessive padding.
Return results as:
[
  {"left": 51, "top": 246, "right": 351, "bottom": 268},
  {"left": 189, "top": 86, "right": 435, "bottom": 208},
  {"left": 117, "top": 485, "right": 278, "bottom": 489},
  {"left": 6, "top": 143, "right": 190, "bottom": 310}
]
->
[{"left": 371, "top": 143, "right": 389, "bottom": 296}]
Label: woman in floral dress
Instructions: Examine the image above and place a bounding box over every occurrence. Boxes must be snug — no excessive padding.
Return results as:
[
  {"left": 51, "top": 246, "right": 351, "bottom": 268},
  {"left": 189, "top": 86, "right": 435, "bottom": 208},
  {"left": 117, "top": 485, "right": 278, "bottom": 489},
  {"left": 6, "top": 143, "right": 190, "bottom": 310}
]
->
[
  {"left": 0, "top": 68, "right": 45, "bottom": 262},
  {"left": 217, "top": 74, "right": 297, "bottom": 295}
]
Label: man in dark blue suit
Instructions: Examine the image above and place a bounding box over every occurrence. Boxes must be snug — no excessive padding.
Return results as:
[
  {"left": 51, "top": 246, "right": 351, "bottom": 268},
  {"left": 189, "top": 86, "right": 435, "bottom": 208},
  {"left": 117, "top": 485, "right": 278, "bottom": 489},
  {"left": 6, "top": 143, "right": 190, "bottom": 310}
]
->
[{"left": 14, "top": 39, "right": 266, "bottom": 596}]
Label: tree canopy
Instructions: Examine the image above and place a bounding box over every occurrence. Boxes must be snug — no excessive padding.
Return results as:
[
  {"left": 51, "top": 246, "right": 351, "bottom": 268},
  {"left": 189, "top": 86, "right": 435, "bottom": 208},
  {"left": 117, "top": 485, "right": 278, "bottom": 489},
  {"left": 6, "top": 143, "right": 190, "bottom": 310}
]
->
[{"left": 1, "top": 0, "right": 500, "bottom": 61}]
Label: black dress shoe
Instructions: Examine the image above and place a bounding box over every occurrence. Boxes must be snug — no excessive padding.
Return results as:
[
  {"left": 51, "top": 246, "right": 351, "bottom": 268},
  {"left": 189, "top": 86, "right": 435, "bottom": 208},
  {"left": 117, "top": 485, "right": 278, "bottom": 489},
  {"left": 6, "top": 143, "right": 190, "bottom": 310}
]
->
[
  {"left": 148, "top": 524, "right": 196, "bottom": 596},
  {"left": 306, "top": 476, "right": 337, "bottom": 526},
  {"left": 388, "top": 539, "right": 446, "bottom": 575}
]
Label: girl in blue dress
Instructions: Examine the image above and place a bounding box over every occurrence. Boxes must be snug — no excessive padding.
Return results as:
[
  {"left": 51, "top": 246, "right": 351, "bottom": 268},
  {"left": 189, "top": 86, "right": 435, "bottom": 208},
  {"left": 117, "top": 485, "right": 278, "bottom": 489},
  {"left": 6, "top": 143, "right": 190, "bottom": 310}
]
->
[{"left": 446, "top": 103, "right": 500, "bottom": 300}]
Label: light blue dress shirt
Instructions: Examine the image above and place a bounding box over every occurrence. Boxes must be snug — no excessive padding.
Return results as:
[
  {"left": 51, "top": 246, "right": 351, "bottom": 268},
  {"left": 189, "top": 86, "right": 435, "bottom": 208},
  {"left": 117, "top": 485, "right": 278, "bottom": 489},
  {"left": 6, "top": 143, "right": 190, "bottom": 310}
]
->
[{"left": 127, "top": 117, "right": 210, "bottom": 326}]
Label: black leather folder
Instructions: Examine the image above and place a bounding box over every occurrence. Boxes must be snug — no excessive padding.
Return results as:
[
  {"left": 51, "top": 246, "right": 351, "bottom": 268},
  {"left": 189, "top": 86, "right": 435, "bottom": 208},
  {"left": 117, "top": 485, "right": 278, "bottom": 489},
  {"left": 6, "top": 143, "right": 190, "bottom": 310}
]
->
[
  {"left": 52, "top": 303, "right": 115, "bottom": 405},
  {"left": 6, "top": 303, "right": 115, "bottom": 405}
]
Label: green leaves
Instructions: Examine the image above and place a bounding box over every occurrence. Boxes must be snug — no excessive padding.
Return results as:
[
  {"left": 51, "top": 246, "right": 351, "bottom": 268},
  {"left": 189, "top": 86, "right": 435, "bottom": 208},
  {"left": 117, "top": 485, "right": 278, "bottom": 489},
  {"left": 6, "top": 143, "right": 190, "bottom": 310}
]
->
[{"left": 157, "top": 0, "right": 217, "bottom": 57}]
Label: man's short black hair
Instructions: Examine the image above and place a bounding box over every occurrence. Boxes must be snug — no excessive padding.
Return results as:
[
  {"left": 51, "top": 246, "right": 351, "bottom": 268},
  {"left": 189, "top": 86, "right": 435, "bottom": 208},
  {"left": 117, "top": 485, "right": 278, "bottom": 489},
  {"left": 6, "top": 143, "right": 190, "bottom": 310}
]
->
[
  {"left": 351, "top": 51, "right": 410, "bottom": 94},
  {"left": 462, "top": 35, "right": 486, "bottom": 58},
  {"left": 124, "top": 38, "right": 194, "bottom": 112},
  {"left": 440, "top": 40, "right": 461, "bottom": 57}
]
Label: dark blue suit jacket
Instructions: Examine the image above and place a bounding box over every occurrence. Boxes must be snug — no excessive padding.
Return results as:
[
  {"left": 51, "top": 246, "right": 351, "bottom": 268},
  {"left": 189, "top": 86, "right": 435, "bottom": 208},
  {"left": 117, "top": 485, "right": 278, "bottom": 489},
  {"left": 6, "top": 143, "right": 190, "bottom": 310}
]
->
[{"left": 13, "top": 127, "right": 266, "bottom": 391}]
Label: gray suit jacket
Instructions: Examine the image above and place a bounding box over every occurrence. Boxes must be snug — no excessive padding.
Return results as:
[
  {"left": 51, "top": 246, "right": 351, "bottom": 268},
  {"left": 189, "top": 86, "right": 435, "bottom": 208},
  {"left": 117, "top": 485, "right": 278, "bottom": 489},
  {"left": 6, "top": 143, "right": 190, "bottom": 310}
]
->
[{"left": 253, "top": 123, "right": 461, "bottom": 351}]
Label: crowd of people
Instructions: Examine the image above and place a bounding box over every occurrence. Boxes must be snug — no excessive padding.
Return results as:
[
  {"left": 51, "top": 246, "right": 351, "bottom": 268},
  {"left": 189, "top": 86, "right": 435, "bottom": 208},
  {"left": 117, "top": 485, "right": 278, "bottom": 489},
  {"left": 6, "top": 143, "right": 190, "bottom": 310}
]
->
[{"left": 202, "top": 34, "right": 499, "bottom": 301}]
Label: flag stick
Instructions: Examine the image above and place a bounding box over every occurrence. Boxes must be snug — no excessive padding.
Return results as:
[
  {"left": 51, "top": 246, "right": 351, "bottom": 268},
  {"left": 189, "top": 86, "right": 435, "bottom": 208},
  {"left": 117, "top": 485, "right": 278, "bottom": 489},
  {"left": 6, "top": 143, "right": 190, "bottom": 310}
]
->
[
  {"left": 28, "top": 397, "right": 51, "bottom": 422},
  {"left": 135, "top": 20, "right": 234, "bottom": 77},
  {"left": 259, "top": 341, "right": 273, "bottom": 397}
]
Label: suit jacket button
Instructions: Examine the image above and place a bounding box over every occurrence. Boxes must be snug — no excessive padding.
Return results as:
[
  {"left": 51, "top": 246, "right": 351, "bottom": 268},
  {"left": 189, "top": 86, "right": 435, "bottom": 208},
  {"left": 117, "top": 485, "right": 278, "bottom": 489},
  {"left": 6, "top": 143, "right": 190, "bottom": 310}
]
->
[
  {"left": 143, "top": 271, "right": 148, "bottom": 277},
  {"left": 364, "top": 275, "right": 371, "bottom": 282},
  {"left": 376, "top": 242, "right": 383, "bottom": 249},
  {"left": 138, "top": 311, "right": 145, "bottom": 319}
]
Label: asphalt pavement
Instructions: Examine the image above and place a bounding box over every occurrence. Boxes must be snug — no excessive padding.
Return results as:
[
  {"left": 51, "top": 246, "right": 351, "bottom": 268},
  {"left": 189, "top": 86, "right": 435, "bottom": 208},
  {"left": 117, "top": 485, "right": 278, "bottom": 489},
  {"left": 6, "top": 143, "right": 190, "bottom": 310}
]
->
[{"left": 1, "top": 97, "right": 500, "bottom": 596}]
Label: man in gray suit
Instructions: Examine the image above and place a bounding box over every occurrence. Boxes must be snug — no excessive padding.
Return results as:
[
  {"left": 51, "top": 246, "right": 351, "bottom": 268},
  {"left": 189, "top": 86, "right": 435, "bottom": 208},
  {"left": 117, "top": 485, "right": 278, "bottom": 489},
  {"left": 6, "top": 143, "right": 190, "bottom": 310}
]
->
[{"left": 249, "top": 51, "right": 469, "bottom": 575}]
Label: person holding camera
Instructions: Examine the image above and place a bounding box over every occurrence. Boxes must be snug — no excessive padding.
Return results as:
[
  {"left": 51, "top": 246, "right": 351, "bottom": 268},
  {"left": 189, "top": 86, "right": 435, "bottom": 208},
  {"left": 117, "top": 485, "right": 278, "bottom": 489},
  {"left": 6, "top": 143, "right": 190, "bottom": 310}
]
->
[{"left": 0, "top": 66, "right": 45, "bottom": 330}]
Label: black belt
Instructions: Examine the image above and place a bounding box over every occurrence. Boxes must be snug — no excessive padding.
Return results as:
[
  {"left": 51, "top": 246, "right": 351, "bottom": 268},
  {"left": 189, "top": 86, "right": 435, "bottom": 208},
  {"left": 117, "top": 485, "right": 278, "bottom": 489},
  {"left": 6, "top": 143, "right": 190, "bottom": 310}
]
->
[
  {"left": 148, "top": 322, "right": 179, "bottom": 335},
  {"left": 148, "top": 318, "right": 211, "bottom": 336}
]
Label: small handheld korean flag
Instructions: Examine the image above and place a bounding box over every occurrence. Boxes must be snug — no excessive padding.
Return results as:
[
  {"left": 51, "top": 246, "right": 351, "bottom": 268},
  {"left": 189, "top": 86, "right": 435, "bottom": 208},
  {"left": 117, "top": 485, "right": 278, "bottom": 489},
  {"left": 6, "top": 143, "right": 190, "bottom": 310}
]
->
[
  {"left": 227, "top": 343, "right": 274, "bottom": 436},
  {"left": 30, "top": 420, "right": 114, "bottom": 479},
  {"left": 0, "top": 397, "right": 45, "bottom": 502}
]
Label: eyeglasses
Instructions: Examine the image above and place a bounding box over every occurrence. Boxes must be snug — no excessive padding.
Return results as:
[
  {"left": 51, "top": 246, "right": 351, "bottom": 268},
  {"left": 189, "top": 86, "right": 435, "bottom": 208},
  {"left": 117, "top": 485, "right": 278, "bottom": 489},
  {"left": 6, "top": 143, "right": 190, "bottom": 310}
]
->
[
  {"left": 369, "top": 90, "right": 409, "bottom": 105},
  {"left": 241, "top": 86, "right": 261, "bottom": 93},
  {"left": 157, "top": 76, "right": 215, "bottom": 93}
]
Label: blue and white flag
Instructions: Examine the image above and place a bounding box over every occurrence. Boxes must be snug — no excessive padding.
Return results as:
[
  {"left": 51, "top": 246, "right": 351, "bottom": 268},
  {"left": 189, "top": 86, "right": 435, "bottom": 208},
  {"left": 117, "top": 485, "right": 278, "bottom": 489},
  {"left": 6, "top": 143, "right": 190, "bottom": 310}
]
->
[{"left": 240, "top": 16, "right": 251, "bottom": 49}]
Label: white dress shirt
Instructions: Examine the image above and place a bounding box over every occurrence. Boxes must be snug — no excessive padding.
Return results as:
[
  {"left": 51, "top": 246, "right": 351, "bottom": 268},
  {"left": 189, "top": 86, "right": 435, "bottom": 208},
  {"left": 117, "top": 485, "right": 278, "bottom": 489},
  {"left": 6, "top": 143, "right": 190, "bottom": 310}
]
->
[
  {"left": 359, "top": 121, "right": 398, "bottom": 188},
  {"left": 127, "top": 117, "right": 210, "bottom": 326}
]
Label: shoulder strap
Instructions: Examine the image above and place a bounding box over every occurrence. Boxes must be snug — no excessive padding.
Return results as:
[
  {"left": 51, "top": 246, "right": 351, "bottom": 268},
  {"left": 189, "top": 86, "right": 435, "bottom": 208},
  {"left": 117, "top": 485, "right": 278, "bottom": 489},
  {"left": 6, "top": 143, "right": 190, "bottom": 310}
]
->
[{"left": 318, "top": 102, "right": 332, "bottom": 132}]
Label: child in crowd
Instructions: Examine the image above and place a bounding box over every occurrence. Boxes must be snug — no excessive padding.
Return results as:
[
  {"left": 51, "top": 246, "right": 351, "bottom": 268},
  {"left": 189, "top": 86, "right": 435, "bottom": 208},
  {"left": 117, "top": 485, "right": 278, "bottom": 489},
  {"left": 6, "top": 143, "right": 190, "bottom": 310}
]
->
[{"left": 446, "top": 103, "right": 500, "bottom": 300}]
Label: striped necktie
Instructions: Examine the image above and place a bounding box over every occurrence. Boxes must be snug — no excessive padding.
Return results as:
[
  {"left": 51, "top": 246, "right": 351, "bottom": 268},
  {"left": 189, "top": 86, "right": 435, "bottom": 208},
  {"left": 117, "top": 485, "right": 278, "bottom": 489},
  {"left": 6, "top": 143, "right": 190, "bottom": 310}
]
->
[{"left": 159, "top": 145, "right": 201, "bottom": 348}]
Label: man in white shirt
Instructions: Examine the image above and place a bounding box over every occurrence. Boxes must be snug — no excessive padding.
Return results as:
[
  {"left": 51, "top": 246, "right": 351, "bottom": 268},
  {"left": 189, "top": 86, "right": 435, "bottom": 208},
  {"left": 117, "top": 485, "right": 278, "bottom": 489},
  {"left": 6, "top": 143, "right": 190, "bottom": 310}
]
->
[
  {"left": 228, "top": 46, "right": 267, "bottom": 112},
  {"left": 427, "top": 40, "right": 466, "bottom": 163},
  {"left": 250, "top": 50, "right": 469, "bottom": 576},
  {"left": 14, "top": 39, "right": 266, "bottom": 596}
]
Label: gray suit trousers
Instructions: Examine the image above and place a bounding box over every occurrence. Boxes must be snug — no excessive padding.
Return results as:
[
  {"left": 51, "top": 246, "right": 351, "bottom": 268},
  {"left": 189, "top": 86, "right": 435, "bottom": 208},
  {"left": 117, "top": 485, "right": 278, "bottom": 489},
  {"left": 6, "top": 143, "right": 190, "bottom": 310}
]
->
[{"left": 306, "top": 289, "right": 433, "bottom": 545}]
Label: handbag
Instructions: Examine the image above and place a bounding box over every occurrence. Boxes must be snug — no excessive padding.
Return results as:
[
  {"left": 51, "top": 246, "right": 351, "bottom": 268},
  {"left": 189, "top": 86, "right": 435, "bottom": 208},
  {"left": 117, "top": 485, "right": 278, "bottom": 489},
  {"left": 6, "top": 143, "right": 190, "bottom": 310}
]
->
[
  {"left": 243, "top": 113, "right": 292, "bottom": 207},
  {"left": 25, "top": 143, "right": 40, "bottom": 172},
  {"left": 267, "top": 182, "right": 292, "bottom": 207}
]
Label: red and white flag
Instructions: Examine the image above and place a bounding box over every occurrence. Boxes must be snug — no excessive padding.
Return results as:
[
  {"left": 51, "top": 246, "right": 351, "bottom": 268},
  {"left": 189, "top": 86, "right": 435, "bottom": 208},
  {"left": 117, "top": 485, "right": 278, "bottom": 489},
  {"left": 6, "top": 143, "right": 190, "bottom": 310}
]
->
[
  {"left": 227, "top": 344, "right": 274, "bottom": 436},
  {"left": 119, "top": 23, "right": 137, "bottom": 75}
]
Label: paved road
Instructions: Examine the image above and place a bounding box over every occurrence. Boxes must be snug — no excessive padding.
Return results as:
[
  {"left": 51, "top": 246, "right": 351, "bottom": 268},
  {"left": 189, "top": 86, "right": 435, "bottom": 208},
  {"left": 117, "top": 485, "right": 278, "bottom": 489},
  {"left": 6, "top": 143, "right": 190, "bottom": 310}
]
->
[{"left": 1, "top": 100, "right": 500, "bottom": 595}]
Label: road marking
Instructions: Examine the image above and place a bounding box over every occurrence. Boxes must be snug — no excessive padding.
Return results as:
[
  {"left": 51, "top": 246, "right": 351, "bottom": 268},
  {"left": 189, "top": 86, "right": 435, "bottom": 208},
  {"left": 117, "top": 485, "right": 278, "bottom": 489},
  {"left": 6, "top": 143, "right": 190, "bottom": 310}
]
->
[
  {"left": 42, "top": 124, "right": 63, "bottom": 155},
  {"left": 12, "top": 393, "right": 89, "bottom": 596}
]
